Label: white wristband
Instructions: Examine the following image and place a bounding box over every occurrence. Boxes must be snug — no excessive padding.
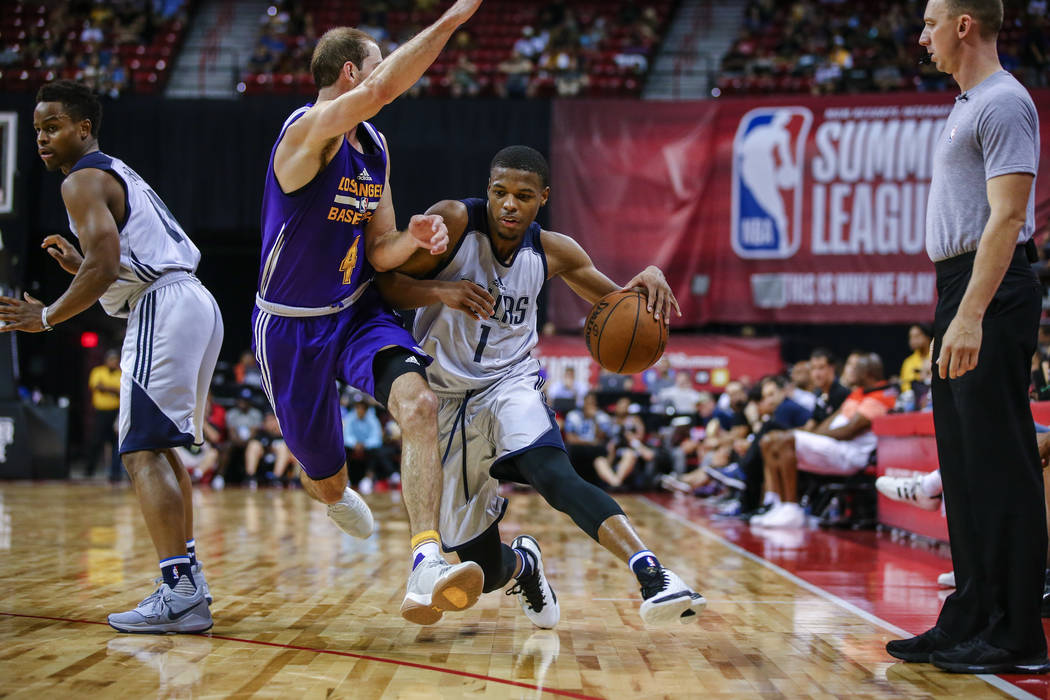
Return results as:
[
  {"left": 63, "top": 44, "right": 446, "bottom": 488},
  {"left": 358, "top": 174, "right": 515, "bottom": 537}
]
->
[{"left": 41, "top": 306, "right": 53, "bottom": 331}]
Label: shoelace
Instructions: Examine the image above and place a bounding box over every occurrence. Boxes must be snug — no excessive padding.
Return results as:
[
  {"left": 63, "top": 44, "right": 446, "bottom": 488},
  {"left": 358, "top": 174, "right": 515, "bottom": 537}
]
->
[{"left": 506, "top": 570, "right": 546, "bottom": 612}]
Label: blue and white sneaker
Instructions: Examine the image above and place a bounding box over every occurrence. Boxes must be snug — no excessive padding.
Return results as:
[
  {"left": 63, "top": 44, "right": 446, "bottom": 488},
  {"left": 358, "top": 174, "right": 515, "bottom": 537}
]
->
[
  {"left": 108, "top": 576, "right": 212, "bottom": 634},
  {"left": 506, "top": 535, "right": 559, "bottom": 629},
  {"left": 638, "top": 567, "right": 698, "bottom": 625},
  {"left": 191, "top": 562, "right": 211, "bottom": 605}
]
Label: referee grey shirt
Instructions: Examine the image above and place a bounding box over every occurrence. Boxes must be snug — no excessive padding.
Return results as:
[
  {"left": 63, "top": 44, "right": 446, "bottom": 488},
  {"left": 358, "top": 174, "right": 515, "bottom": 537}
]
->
[{"left": 926, "top": 70, "right": 1040, "bottom": 262}]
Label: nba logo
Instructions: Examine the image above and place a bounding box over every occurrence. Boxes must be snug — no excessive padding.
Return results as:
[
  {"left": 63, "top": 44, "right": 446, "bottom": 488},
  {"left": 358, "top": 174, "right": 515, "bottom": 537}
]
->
[{"left": 731, "top": 107, "right": 812, "bottom": 259}]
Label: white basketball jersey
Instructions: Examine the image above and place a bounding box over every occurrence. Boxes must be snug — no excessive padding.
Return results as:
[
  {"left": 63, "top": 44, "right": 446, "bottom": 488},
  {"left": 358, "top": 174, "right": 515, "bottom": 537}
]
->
[
  {"left": 413, "top": 198, "right": 546, "bottom": 395},
  {"left": 66, "top": 151, "right": 201, "bottom": 317}
]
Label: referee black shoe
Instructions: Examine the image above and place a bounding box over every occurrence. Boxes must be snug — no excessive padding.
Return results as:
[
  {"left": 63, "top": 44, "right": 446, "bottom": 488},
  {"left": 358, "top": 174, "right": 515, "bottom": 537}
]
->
[
  {"left": 886, "top": 627, "right": 955, "bottom": 662},
  {"left": 930, "top": 638, "right": 1050, "bottom": 674}
]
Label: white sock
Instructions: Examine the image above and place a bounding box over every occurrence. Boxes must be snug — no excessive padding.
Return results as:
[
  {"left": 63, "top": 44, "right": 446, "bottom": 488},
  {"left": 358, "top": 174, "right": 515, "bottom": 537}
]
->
[
  {"left": 920, "top": 470, "right": 942, "bottom": 498},
  {"left": 763, "top": 492, "right": 781, "bottom": 507}
]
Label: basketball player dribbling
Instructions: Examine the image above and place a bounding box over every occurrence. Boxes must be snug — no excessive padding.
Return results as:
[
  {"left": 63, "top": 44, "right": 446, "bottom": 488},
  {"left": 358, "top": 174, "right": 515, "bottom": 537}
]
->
[
  {"left": 376, "top": 146, "right": 706, "bottom": 627},
  {"left": 1, "top": 80, "right": 223, "bottom": 633},
  {"left": 254, "top": 0, "right": 489, "bottom": 624}
]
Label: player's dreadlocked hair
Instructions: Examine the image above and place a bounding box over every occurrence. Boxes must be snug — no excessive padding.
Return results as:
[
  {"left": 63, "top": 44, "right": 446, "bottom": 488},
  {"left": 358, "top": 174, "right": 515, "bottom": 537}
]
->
[
  {"left": 36, "top": 80, "right": 102, "bottom": 137},
  {"left": 490, "top": 146, "right": 550, "bottom": 187}
]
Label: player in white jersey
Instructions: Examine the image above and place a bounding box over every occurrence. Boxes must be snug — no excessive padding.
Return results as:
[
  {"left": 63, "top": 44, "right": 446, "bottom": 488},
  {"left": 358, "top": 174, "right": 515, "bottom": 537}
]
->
[
  {"left": 1, "top": 81, "right": 222, "bottom": 634},
  {"left": 377, "top": 146, "right": 706, "bottom": 627}
]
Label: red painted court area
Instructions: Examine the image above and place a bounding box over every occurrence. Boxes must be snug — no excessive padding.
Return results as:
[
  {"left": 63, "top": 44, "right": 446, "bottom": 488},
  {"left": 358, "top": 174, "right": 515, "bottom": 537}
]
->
[{"left": 648, "top": 493, "right": 1050, "bottom": 699}]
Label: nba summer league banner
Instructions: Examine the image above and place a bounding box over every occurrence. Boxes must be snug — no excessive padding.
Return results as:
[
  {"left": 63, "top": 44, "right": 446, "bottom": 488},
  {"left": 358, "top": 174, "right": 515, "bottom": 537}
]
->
[{"left": 549, "top": 90, "right": 1050, "bottom": 326}]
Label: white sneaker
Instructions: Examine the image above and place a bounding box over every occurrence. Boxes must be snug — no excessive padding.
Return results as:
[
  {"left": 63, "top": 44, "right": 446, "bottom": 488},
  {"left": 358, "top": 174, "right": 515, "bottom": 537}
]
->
[
  {"left": 108, "top": 577, "right": 212, "bottom": 634},
  {"left": 679, "top": 591, "right": 708, "bottom": 624},
  {"left": 326, "top": 487, "right": 374, "bottom": 538},
  {"left": 210, "top": 474, "right": 224, "bottom": 491},
  {"left": 937, "top": 571, "right": 956, "bottom": 588},
  {"left": 638, "top": 567, "right": 697, "bottom": 625},
  {"left": 400, "top": 554, "right": 484, "bottom": 625},
  {"left": 506, "top": 535, "right": 559, "bottom": 629},
  {"left": 760, "top": 502, "right": 807, "bottom": 529},
  {"left": 191, "top": 562, "right": 211, "bottom": 605},
  {"left": 876, "top": 475, "right": 942, "bottom": 511}
]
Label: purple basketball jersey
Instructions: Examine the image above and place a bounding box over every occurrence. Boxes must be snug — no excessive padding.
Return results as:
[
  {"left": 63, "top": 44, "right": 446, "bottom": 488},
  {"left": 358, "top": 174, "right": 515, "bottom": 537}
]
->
[{"left": 259, "top": 106, "right": 388, "bottom": 308}]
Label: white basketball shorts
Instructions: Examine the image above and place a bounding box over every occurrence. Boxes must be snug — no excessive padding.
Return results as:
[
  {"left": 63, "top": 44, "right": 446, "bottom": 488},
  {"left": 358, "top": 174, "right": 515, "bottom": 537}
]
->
[
  {"left": 436, "top": 361, "right": 563, "bottom": 549},
  {"left": 118, "top": 272, "right": 224, "bottom": 454}
]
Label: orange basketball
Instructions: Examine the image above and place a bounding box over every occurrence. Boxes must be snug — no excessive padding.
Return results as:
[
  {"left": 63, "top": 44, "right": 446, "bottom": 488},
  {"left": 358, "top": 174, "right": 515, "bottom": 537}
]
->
[{"left": 584, "top": 289, "right": 668, "bottom": 374}]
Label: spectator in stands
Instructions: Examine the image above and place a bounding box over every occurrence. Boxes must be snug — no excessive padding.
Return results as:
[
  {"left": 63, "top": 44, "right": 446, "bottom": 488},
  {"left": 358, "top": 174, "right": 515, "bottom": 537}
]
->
[
  {"left": 86, "top": 349, "right": 122, "bottom": 481},
  {"left": 101, "top": 55, "right": 128, "bottom": 98},
  {"left": 656, "top": 372, "right": 702, "bottom": 416},
  {"left": 714, "top": 376, "right": 810, "bottom": 505},
  {"left": 754, "top": 353, "right": 895, "bottom": 528},
  {"left": 713, "top": 380, "right": 750, "bottom": 434},
  {"left": 513, "top": 26, "right": 546, "bottom": 61},
  {"left": 341, "top": 392, "right": 394, "bottom": 494},
  {"left": 449, "top": 52, "right": 480, "bottom": 97},
  {"left": 234, "top": 350, "right": 264, "bottom": 388},
  {"left": 900, "top": 323, "right": 934, "bottom": 393},
  {"left": 598, "top": 409, "right": 655, "bottom": 489},
  {"left": 807, "top": 348, "right": 851, "bottom": 429},
  {"left": 597, "top": 368, "right": 631, "bottom": 392},
  {"left": 547, "top": 366, "right": 590, "bottom": 409},
  {"left": 564, "top": 392, "right": 613, "bottom": 485},
  {"left": 245, "top": 412, "right": 297, "bottom": 487},
  {"left": 788, "top": 360, "right": 817, "bottom": 413},
  {"left": 643, "top": 357, "right": 675, "bottom": 399},
  {"left": 496, "top": 49, "right": 535, "bottom": 98},
  {"left": 225, "top": 388, "right": 264, "bottom": 478},
  {"left": 201, "top": 392, "right": 229, "bottom": 489}
]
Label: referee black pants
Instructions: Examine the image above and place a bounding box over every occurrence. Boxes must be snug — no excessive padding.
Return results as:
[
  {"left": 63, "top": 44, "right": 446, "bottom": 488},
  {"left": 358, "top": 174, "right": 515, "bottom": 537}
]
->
[{"left": 932, "top": 245, "right": 1047, "bottom": 655}]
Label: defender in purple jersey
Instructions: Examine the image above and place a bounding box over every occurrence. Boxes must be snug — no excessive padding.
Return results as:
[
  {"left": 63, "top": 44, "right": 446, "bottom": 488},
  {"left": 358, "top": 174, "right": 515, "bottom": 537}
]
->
[{"left": 253, "top": 0, "right": 486, "bottom": 625}]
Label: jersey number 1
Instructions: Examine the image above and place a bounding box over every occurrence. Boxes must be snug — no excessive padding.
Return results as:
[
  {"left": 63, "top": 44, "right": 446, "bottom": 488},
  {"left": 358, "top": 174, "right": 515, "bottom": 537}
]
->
[{"left": 473, "top": 324, "right": 491, "bottom": 362}]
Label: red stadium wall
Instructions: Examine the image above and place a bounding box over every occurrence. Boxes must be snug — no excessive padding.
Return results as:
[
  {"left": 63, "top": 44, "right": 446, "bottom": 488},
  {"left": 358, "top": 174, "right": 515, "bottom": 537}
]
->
[
  {"left": 534, "top": 334, "right": 781, "bottom": 391},
  {"left": 549, "top": 89, "right": 1050, "bottom": 328}
]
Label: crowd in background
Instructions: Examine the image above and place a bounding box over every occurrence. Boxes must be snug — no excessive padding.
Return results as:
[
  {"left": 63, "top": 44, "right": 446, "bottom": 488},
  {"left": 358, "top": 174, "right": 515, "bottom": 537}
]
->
[
  {"left": 719, "top": 0, "right": 1049, "bottom": 95},
  {"left": 0, "top": 0, "right": 190, "bottom": 96},
  {"left": 243, "top": 0, "right": 671, "bottom": 97}
]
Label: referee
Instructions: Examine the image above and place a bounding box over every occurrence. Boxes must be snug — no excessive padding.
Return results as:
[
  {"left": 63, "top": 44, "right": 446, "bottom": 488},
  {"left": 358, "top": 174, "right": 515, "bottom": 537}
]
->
[{"left": 886, "top": 0, "right": 1047, "bottom": 674}]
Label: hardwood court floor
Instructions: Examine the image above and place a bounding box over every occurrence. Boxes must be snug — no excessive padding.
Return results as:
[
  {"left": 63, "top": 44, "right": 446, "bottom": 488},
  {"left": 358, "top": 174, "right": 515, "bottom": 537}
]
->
[{"left": 0, "top": 482, "right": 1040, "bottom": 699}]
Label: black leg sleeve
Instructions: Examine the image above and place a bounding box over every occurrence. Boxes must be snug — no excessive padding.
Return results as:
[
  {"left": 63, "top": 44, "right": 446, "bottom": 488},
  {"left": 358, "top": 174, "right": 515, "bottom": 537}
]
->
[
  {"left": 494, "top": 446, "right": 625, "bottom": 542},
  {"left": 454, "top": 521, "right": 518, "bottom": 593}
]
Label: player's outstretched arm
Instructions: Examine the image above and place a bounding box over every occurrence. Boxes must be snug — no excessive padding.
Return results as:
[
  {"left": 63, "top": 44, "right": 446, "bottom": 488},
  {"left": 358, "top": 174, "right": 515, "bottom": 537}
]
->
[
  {"left": 289, "top": 0, "right": 482, "bottom": 149},
  {"left": 367, "top": 197, "right": 465, "bottom": 273},
  {"left": 0, "top": 170, "right": 120, "bottom": 332},
  {"left": 376, "top": 272, "right": 495, "bottom": 321}
]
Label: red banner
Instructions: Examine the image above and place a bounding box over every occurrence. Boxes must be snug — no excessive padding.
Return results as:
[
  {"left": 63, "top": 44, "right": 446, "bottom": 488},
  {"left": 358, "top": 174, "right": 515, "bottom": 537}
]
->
[
  {"left": 534, "top": 334, "right": 781, "bottom": 391},
  {"left": 550, "top": 90, "right": 1050, "bottom": 326}
]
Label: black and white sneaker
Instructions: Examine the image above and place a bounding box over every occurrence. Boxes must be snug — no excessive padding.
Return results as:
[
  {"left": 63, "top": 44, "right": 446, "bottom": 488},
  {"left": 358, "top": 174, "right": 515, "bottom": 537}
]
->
[
  {"left": 638, "top": 566, "right": 696, "bottom": 625},
  {"left": 506, "top": 535, "right": 559, "bottom": 629}
]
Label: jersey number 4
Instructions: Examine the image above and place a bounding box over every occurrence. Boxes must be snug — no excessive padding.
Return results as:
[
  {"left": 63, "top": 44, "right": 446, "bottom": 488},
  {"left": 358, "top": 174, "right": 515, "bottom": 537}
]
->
[{"left": 340, "top": 236, "right": 361, "bottom": 285}]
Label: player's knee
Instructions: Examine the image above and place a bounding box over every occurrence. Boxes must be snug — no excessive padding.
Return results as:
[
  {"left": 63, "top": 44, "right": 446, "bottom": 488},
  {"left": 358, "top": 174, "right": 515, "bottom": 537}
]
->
[
  {"left": 393, "top": 387, "right": 438, "bottom": 432},
  {"left": 307, "top": 470, "right": 348, "bottom": 503}
]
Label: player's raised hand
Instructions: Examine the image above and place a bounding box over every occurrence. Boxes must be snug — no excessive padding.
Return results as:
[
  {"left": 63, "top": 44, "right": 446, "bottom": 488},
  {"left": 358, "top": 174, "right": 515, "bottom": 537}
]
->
[
  {"left": 41, "top": 235, "right": 83, "bottom": 275},
  {"left": 436, "top": 280, "right": 495, "bottom": 321},
  {"left": 624, "top": 265, "right": 681, "bottom": 325},
  {"left": 444, "top": 0, "right": 483, "bottom": 25},
  {"left": 0, "top": 292, "right": 48, "bottom": 333},
  {"left": 408, "top": 214, "right": 449, "bottom": 255}
]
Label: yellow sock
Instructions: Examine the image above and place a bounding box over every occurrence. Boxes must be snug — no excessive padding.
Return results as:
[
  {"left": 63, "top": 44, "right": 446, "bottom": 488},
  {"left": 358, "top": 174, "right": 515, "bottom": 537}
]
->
[{"left": 411, "top": 530, "right": 441, "bottom": 569}]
